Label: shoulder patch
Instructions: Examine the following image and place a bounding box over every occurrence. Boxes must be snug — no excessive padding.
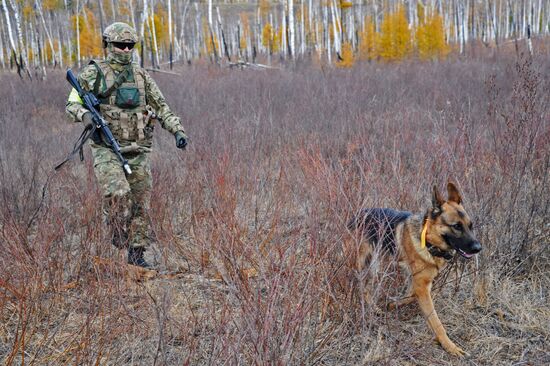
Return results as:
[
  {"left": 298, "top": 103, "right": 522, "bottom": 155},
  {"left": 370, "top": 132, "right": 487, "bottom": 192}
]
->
[{"left": 78, "top": 65, "right": 100, "bottom": 92}]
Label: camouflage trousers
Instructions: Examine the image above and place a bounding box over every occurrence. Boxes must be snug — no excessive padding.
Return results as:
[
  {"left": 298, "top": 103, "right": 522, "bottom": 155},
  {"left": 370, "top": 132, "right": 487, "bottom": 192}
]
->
[{"left": 91, "top": 144, "right": 152, "bottom": 249}]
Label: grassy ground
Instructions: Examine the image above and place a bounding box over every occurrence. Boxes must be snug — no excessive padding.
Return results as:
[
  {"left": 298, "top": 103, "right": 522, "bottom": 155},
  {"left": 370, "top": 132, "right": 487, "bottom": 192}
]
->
[{"left": 0, "top": 54, "right": 548, "bottom": 365}]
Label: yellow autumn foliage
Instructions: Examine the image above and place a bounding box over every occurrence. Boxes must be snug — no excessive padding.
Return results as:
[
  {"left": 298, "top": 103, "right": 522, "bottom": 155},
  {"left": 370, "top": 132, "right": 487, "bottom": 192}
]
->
[
  {"left": 415, "top": 12, "right": 450, "bottom": 60},
  {"left": 262, "top": 23, "right": 274, "bottom": 52},
  {"left": 71, "top": 9, "right": 102, "bottom": 60},
  {"left": 240, "top": 13, "right": 250, "bottom": 51},
  {"left": 358, "top": 16, "right": 379, "bottom": 60},
  {"left": 27, "top": 47, "right": 34, "bottom": 62},
  {"left": 152, "top": 4, "right": 170, "bottom": 50},
  {"left": 101, "top": 0, "right": 113, "bottom": 21},
  {"left": 273, "top": 27, "right": 282, "bottom": 53},
  {"left": 259, "top": 0, "right": 271, "bottom": 19},
  {"left": 118, "top": 0, "right": 132, "bottom": 17},
  {"left": 203, "top": 19, "right": 219, "bottom": 57},
  {"left": 336, "top": 42, "right": 354, "bottom": 68},
  {"left": 378, "top": 6, "right": 412, "bottom": 62},
  {"left": 22, "top": 5, "right": 34, "bottom": 20},
  {"left": 43, "top": 0, "right": 63, "bottom": 11},
  {"left": 339, "top": 1, "right": 353, "bottom": 9}
]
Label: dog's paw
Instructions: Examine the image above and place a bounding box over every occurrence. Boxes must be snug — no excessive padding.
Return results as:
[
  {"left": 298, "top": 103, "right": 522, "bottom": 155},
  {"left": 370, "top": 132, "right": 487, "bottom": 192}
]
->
[{"left": 441, "top": 341, "right": 466, "bottom": 357}]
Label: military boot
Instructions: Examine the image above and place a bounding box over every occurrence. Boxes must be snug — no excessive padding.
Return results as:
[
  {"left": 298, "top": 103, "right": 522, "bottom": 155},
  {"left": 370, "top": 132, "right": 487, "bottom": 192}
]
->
[{"left": 127, "top": 247, "right": 151, "bottom": 269}]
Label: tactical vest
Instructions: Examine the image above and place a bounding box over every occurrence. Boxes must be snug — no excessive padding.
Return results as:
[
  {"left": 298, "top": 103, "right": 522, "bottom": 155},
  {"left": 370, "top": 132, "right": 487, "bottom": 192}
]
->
[{"left": 90, "top": 60, "right": 153, "bottom": 145}]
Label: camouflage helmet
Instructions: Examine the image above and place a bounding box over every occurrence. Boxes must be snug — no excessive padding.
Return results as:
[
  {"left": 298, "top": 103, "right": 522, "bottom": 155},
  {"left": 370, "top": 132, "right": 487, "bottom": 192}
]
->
[{"left": 102, "top": 22, "right": 139, "bottom": 47}]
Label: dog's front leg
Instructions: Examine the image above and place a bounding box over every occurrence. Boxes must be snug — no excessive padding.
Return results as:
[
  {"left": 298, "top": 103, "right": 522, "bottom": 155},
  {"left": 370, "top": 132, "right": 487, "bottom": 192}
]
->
[{"left": 413, "top": 277, "right": 466, "bottom": 356}]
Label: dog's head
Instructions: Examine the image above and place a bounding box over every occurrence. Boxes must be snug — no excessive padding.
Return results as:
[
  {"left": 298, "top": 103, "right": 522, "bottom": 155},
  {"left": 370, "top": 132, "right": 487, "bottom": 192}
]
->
[{"left": 425, "top": 182, "right": 482, "bottom": 259}]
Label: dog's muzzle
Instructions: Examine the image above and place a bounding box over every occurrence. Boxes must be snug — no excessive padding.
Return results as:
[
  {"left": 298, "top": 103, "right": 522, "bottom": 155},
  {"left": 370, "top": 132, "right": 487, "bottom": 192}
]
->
[
  {"left": 456, "top": 241, "right": 482, "bottom": 259},
  {"left": 443, "top": 234, "right": 482, "bottom": 259}
]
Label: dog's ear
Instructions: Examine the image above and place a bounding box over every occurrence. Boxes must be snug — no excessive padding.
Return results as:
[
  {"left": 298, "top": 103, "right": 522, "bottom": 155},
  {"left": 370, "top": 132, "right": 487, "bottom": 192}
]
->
[
  {"left": 447, "top": 182, "right": 462, "bottom": 204},
  {"left": 432, "top": 185, "right": 445, "bottom": 209}
]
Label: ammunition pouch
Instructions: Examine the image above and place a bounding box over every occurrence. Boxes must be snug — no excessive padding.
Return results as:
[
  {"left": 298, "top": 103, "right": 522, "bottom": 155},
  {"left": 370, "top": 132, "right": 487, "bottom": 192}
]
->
[{"left": 115, "top": 86, "right": 140, "bottom": 108}]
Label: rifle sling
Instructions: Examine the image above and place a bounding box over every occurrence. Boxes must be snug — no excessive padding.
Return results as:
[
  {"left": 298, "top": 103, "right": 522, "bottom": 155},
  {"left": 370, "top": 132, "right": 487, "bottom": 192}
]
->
[
  {"left": 54, "top": 123, "right": 98, "bottom": 171},
  {"left": 91, "top": 61, "right": 132, "bottom": 100}
]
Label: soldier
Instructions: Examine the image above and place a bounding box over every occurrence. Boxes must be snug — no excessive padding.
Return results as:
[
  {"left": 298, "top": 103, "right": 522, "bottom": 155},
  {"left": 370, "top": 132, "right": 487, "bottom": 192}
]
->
[{"left": 66, "top": 22, "right": 188, "bottom": 268}]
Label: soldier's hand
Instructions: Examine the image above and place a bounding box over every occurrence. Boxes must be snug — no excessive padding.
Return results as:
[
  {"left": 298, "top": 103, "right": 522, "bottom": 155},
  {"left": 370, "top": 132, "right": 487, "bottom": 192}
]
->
[
  {"left": 82, "top": 112, "right": 93, "bottom": 127},
  {"left": 175, "top": 131, "right": 188, "bottom": 149}
]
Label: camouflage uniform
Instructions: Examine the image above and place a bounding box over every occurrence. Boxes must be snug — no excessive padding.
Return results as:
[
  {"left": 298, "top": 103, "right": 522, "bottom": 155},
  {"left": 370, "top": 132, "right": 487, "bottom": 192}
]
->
[{"left": 66, "top": 23, "right": 186, "bottom": 263}]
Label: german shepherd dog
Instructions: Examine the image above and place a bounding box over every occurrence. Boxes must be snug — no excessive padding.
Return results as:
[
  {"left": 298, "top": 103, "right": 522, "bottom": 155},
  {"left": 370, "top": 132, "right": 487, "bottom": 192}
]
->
[{"left": 347, "top": 183, "right": 481, "bottom": 356}]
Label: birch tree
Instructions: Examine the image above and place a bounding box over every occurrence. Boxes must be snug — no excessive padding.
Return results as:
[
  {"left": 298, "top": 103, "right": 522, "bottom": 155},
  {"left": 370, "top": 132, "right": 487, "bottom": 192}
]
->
[
  {"left": 35, "top": 0, "right": 57, "bottom": 66},
  {"left": 1, "top": 0, "right": 549, "bottom": 70},
  {"left": 8, "top": 0, "right": 28, "bottom": 71},
  {"left": 97, "top": 0, "right": 105, "bottom": 34},
  {"left": 168, "top": 0, "right": 173, "bottom": 68},
  {"left": 139, "top": 0, "right": 149, "bottom": 67},
  {"left": 217, "top": 7, "right": 230, "bottom": 62},
  {"left": 288, "top": 0, "right": 295, "bottom": 57},
  {"left": 149, "top": 1, "right": 159, "bottom": 68},
  {"left": 76, "top": 0, "right": 81, "bottom": 67},
  {"left": 0, "top": 16, "right": 5, "bottom": 68},
  {"left": 2, "top": 0, "right": 19, "bottom": 70},
  {"left": 330, "top": 0, "right": 341, "bottom": 57}
]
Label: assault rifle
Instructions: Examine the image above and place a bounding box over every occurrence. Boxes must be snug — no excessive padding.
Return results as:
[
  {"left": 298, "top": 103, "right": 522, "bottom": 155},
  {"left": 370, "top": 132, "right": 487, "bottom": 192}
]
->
[{"left": 55, "top": 69, "right": 132, "bottom": 175}]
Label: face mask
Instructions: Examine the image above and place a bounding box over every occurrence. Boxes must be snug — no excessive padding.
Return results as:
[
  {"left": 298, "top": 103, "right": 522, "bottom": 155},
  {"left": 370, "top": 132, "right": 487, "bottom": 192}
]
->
[{"left": 107, "top": 44, "right": 133, "bottom": 65}]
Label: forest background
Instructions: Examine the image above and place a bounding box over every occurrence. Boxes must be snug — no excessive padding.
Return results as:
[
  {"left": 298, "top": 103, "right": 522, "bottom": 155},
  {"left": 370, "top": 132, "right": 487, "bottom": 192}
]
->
[
  {"left": 0, "top": 0, "right": 549, "bottom": 365},
  {"left": 1, "top": 0, "right": 549, "bottom": 75}
]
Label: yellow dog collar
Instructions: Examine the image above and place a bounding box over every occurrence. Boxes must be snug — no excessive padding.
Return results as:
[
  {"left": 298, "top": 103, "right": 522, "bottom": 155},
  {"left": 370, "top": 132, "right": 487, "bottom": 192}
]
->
[{"left": 421, "top": 221, "right": 428, "bottom": 248}]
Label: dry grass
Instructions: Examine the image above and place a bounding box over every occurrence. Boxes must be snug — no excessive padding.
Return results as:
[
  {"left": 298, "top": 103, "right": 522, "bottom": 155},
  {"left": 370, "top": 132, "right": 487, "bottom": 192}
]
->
[{"left": 0, "top": 54, "right": 548, "bottom": 365}]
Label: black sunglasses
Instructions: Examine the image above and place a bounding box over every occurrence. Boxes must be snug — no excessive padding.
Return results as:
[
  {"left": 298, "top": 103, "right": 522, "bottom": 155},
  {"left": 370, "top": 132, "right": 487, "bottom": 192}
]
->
[{"left": 112, "top": 42, "right": 135, "bottom": 50}]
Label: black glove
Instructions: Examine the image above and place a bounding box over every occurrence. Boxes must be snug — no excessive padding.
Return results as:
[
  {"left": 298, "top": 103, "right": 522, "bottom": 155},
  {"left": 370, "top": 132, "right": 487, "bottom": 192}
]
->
[
  {"left": 82, "top": 112, "right": 93, "bottom": 127},
  {"left": 175, "top": 131, "right": 188, "bottom": 149}
]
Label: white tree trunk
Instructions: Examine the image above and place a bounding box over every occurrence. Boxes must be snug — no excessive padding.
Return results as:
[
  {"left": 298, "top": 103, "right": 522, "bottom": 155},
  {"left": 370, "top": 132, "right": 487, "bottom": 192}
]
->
[
  {"left": 300, "top": 0, "right": 305, "bottom": 55},
  {"left": 208, "top": 0, "right": 213, "bottom": 28},
  {"left": 178, "top": 0, "right": 190, "bottom": 61},
  {"left": 268, "top": 12, "right": 273, "bottom": 64},
  {"left": 1, "top": 0, "right": 18, "bottom": 63},
  {"left": 215, "top": 8, "right": 223, "bottom": 59},
  {"left": 288, "top": 0, "right": 295, "bottom": 58},
  {"left": 324, "top": 3, "right": 331, "bottom": 63},
  {"left": 128, "top": 0, "right": 136, "bottom": 30},
  {"left": 330, "top": 0, "right": 341, "bottom": 56},
  {"left": 315, "top": 5, "right": 321, "bottom": 56},
  {"left": 0, "top": 16, "right": 5, "bottom": 68},
  {"left": 110, "top": 0, "right": 116, "bottom": 21},
  {"left": 168, "top": 0, "right": 173, "bottom": 67},
  {"left": 194, "top": 3, "right": 201, "bottom": 59},
  {"left": 76, "top": 0, "right": 81, "bottom": 68},
  {"left": 140, "top": 0, "right": 149, "bottom": 64},
  {"left": 466, "top": 0, "right": 470, "bottom": 45},
  {"left": 35, "top": 0, "right": 57, "bottom": 66},
  {"left": 57, "top": 24, "right": 63, "bottom": 67},
  {"left": 281, "top": 2, "right": 287, "bottom": 57},
  {"left": 97, "top": 0, "right": 105, "bottom": 33},
  {"left": 149, "top": 0, "right": 160, "bottom": 67},
  {"left": 8, "top": 0, "right": 28, "bottom": 70}
]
